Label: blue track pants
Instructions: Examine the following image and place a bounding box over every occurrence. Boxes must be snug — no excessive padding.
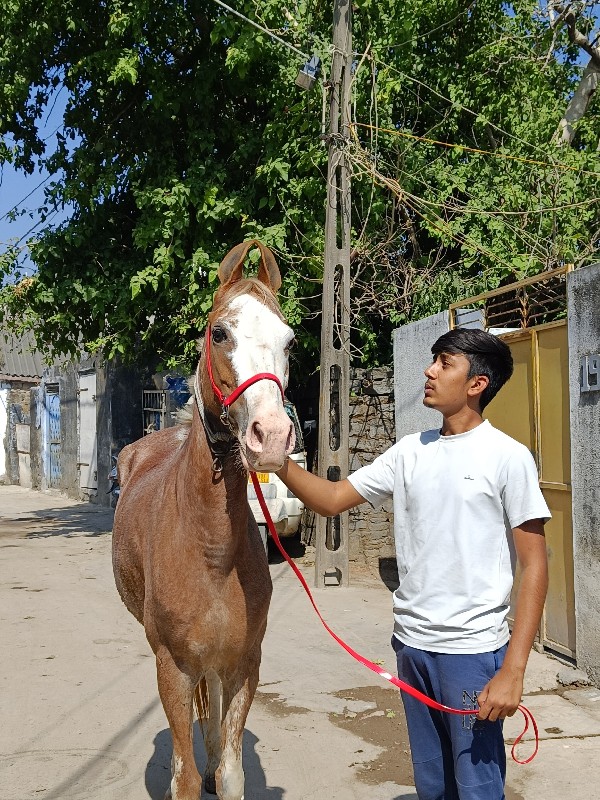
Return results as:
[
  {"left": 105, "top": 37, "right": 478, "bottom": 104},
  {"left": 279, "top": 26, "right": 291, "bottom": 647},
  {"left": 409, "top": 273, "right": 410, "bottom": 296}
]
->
[{"left": 392, "top": 637, "right": 508, "bottom": 800}]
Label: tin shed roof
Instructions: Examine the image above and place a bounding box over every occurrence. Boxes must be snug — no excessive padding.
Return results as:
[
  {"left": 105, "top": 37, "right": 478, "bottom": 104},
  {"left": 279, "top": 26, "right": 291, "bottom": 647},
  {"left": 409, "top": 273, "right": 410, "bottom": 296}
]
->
[{"left": 0, "top": 329, "right": 45, "bottom": 381}]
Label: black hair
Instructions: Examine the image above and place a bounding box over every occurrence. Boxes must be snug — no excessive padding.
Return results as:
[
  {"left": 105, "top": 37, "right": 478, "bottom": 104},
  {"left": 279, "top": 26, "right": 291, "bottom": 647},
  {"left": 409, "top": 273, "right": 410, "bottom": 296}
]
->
[{"left": 431, "top": 328, "right": 513, "bottom": 410}]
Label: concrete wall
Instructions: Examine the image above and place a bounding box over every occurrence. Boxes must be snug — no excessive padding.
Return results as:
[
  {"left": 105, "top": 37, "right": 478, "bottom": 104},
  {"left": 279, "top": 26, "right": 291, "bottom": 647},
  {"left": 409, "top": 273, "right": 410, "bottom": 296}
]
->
[
  {"left": 41, "top": 356, "right": 151, "bottom": 506},
  {"left": 29, "top": 387, "right": 43, "bottom": 491},
  {"left": 96, "top": 359, "right": 149, "bottom": 508},
  {"left": 568, "top": 263, "right": 600, "bottom": 683},
  {"left": 393, "top": 311, "right": 449, "bottom": 440}
]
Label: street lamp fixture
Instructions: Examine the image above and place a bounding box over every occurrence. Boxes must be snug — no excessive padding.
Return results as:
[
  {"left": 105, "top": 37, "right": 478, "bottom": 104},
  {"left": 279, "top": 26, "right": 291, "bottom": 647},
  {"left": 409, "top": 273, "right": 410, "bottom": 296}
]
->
[{"left": 295, "top": 55, "right": 321, "bottom": 91}]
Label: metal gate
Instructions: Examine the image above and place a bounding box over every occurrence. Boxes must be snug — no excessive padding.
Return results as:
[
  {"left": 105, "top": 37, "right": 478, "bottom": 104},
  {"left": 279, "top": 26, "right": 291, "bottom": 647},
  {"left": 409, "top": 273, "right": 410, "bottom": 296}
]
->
[
  {"left": 142, "top": 390, "right": 170, "bottom": 434},
  {"left": 452, "top": 266, "right": 575, "bottom": 658},
  {"left": 78, "top": 372, "right": 98, "bottom": 491},
  {"left": 486, "top": 323, "right": 574, "bottom": 658},
  {"left": 45, "top": 389, "right": 62, "bottom": 489}
]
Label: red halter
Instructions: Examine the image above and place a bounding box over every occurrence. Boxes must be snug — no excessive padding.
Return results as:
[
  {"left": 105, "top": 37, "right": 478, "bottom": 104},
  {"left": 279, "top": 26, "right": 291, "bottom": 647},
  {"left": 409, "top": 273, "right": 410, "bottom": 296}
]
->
[{"left": 204, "top": 324, "right": 285, "bottom": 424}]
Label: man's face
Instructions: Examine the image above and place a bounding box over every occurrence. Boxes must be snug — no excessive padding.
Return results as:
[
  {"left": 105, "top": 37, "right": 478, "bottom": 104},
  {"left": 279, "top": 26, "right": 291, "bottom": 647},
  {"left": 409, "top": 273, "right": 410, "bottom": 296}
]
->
[{"left": 423, "top": 351, "right": 478, "bottom": 415}]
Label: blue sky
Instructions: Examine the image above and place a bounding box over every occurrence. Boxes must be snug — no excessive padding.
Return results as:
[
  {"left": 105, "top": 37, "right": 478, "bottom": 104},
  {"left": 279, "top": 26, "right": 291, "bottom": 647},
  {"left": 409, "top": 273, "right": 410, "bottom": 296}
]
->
[
  {"left": 0, "top": 164, "right": 59, "bottom": 276},
  {"left": 0, "top": 89, "right": 71, "bottom": 277}
]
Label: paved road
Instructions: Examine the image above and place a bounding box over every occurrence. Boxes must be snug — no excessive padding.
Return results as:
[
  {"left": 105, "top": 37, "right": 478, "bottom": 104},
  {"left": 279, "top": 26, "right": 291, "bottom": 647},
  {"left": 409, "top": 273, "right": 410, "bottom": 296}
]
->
[{"left": 1, "top": 485, "right": 599, "bottom": 800}]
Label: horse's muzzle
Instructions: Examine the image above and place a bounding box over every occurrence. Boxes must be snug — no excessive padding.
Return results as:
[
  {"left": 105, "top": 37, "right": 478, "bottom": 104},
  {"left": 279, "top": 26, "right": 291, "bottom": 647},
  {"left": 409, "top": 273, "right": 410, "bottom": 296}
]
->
[{"left": 244, "top": 413, "right": 295, "bottom": 471}]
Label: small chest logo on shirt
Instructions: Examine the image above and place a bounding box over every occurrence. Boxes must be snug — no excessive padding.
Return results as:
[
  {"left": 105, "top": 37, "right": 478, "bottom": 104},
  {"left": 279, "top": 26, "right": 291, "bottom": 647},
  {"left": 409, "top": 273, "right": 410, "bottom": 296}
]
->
[{"left": 463, "top": 475, "right": 475, "bottom": 481}]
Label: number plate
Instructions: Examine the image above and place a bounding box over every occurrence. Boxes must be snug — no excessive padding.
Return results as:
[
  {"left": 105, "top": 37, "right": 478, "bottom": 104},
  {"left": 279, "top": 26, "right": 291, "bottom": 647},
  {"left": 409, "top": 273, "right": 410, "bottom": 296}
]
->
[{"left": 250, "top": 472, "right": 270, "bottom": 484}]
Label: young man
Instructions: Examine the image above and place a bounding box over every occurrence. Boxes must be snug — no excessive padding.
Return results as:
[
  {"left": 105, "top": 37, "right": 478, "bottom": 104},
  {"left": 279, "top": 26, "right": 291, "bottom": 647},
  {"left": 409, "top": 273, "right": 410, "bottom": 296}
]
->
[{"left": 276, "top": 328, "right": 549, "bottom": 800}]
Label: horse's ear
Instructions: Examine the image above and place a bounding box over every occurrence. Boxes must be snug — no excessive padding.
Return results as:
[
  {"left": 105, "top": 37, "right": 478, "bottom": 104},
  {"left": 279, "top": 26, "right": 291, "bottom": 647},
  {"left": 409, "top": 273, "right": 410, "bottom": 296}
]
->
[
  {"left": 217, "top": 240, "right": 282, "bottom": 293},
  {"left": 255, "top": 242, "right": 282, "bottom": 293}
]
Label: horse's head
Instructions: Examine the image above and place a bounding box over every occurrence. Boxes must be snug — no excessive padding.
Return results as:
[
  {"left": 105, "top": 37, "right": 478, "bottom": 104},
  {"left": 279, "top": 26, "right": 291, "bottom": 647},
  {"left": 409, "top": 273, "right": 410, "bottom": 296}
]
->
[{"left": 200, "top": 240, "right": 296, "bottom": 472}]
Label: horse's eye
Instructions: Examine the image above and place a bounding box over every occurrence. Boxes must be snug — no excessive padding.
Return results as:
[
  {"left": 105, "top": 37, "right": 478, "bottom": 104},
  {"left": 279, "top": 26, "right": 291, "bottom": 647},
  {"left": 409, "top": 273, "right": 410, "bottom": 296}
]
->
[
  {"left": 285, "top": 338, "right": 296, "bottom": 352},
  {"left": 212, "top": 327, "right": 227, "bottom": 344}
]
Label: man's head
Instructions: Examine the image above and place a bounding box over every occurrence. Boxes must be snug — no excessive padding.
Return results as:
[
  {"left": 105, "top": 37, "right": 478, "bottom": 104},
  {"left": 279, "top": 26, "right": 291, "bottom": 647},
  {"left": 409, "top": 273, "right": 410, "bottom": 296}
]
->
[{"left": 425, "top": 328, "right": 513, "bottom": 414}]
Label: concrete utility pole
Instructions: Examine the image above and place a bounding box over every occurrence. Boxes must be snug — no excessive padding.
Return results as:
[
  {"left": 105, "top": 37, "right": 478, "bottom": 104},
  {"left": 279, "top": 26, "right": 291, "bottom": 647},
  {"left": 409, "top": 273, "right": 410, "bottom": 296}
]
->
[{"left": 315, "top": 0, "right": 352, "bottom": 588}]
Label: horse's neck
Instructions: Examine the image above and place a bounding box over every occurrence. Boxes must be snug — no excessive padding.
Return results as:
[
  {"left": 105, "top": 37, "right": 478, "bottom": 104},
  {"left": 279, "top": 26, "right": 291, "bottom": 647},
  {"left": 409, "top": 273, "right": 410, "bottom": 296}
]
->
[{"left": 177, "top": 406, "right": 248, "bottom": 531}]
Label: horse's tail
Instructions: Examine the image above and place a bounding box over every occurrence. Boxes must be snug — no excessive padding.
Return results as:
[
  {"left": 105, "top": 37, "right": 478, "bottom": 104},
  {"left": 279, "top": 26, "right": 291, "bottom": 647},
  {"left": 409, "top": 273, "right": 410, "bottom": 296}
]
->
[
  {"left": 194, "top": 677, "right": 211, "bottom": 744},
  {"left": 195, "top": 677, "right": 210, "bottom": 722}
]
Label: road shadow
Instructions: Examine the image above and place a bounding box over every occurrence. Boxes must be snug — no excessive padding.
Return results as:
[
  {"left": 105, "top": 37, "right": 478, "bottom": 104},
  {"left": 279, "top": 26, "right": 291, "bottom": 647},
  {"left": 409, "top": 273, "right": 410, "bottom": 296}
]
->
[
  {"left": 378, "top": 556, "right": 399, "bottom": 592},
  {"left": 266, "top": 532, "right": 306, "bottom": 564},
  {"left": 0, "top": 504, "right": 115, "bottom": 539},
  {"left": 145, "top": 723, "right": 284, "bottom": 799}
]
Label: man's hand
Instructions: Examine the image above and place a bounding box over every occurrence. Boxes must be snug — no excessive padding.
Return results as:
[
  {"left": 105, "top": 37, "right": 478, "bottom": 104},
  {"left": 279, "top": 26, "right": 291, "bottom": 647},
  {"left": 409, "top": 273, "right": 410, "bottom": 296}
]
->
[{"left": 476, "top": 664, "right": 524, "bottom": 722}]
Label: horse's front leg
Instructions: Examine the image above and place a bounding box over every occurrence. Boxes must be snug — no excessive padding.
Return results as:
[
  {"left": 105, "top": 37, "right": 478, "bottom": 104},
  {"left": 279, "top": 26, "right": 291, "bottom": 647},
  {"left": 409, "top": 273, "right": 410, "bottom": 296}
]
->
[
  {"left": 155, "top": 647, "right": 201, "bottom": 800},
  {"left": 217, "top": 661, "right": 260, "bottom": 800}
]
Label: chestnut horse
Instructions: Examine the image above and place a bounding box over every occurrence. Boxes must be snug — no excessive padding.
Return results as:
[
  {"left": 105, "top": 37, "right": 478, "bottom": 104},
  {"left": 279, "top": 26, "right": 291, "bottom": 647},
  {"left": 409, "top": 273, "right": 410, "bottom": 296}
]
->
[{"left": 112, "top": 241, "right": 296, "bottom": 800}]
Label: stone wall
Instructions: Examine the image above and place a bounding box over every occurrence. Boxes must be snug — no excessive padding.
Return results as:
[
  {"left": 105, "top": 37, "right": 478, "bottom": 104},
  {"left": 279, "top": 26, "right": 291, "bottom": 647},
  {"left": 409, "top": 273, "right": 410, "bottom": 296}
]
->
[
  {"left": 347, "top": 367, "right": 396, "bottom": 570},
  {"left": 4, "top": 383, "right": 34, "bottom": 485},
  {"left": 300, "top": 366, "right": 397, "bottom": 571}
]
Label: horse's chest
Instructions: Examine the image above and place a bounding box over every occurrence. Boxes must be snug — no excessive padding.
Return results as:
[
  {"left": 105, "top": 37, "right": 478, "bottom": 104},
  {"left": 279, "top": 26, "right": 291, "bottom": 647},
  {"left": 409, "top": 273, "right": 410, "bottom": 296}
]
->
[
  {"left": 190, "top": 597, "right": 244, "bottom": 658},
  {"left": 150, "top": 573, "right": 270, "bottom": 667}
]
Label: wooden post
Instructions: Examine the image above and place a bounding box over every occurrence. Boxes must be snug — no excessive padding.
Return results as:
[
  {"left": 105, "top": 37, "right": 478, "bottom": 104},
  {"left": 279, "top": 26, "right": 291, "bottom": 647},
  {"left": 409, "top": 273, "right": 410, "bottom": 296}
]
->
[{"left": 315, "top": 0, "right": 352, "bottom": 587}]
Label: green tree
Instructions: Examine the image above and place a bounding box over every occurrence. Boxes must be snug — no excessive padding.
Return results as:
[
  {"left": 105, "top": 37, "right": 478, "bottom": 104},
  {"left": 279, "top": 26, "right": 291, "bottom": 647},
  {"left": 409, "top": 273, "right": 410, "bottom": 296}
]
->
[
  {"left": 1, "top": 0, "right": 598, "bottom": 372},
  {"left": 345, "top": 0, "right": 599, "bottom": 351},
  {"left": 0, "top": 0, "right": 330, "bottom": 369}
]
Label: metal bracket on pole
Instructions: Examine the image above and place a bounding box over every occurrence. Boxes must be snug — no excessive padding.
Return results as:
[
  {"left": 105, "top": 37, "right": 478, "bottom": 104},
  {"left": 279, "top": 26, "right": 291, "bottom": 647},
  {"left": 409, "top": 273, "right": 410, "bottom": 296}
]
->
[{"left": 315, "top": 0, "right": 352, "bottom": 588}]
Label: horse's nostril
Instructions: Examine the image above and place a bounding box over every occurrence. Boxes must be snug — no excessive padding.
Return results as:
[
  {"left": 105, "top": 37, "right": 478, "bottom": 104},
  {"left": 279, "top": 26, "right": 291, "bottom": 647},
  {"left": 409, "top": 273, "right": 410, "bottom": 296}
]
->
[{"left": 251, "top": 420, "right": 264, "bottom": 447}]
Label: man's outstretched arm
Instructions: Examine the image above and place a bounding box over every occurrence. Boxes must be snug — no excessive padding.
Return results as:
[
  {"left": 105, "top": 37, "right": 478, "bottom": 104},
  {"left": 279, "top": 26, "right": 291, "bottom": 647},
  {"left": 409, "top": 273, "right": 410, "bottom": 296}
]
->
[{"left": 276, "top": 457, "right": 366, "bottom": 517}]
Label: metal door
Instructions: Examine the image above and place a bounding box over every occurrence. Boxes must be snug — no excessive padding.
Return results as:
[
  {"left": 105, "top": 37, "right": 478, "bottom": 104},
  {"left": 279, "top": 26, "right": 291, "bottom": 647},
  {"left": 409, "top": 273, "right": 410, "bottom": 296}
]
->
[
  {"left": 78, "top": 372, "right": 98, "bottom": 490},
  {"left": 486, "top": 322, "right": 575, "bottom": 658},
  {"left": 46, "top": 389, "right": 62, "bottom": 489}
]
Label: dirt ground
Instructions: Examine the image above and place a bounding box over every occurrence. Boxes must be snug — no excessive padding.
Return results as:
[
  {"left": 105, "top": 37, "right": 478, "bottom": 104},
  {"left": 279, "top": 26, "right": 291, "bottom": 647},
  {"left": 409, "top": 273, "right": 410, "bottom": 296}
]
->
[
  {"left": 0, "top": 489, "right": 418, "bottom": 800},
  {"left": 2, "top": 486, "right": 599, "bottom": 800}
]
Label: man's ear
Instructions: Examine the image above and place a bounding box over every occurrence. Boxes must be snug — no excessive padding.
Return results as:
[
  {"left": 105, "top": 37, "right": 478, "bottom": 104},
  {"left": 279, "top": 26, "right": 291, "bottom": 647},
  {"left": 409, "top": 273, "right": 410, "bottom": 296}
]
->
[{"left": 467, "top": 374, "right": 489, "bottom": 400}]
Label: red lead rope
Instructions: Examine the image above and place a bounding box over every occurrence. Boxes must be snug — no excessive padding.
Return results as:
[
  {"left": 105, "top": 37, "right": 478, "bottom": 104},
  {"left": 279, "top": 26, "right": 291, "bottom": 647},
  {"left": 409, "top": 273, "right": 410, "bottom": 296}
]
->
[{"left": 250, "top": 472, "right": 539, "bottom": 765}]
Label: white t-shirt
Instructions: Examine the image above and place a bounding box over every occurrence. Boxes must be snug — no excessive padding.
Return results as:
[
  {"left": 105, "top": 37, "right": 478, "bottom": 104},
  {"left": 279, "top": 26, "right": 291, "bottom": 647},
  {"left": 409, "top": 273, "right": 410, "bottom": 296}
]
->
[{"left": 348, "top": 420, "right": 550, "bottom": 654}]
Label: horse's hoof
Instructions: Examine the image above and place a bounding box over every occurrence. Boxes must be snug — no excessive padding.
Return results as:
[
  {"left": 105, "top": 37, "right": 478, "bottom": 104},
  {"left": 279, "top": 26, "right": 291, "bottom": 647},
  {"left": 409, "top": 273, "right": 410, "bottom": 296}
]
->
[{"left": 204, "top": 774, "right": 217, "bottom": 795}]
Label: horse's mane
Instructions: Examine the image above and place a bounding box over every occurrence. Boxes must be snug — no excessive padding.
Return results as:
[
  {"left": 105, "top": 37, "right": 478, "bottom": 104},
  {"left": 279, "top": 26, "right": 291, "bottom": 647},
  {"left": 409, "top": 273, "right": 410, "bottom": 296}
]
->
[{"left": 175, "top": 379, "right": 196, "bottom": 429}]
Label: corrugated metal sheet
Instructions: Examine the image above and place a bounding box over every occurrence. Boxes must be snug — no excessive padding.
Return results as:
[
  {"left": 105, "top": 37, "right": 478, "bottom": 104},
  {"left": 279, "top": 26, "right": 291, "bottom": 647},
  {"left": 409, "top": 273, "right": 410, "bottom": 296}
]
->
[{"left": 0, "top": 329, "right": 44, "bottom": 381}]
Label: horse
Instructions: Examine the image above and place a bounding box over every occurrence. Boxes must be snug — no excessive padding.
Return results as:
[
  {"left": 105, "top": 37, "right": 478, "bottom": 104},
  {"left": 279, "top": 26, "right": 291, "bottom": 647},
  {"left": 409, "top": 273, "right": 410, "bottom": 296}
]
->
[{"left": 112, "top": 240, "right": 296, "bottom": 800}]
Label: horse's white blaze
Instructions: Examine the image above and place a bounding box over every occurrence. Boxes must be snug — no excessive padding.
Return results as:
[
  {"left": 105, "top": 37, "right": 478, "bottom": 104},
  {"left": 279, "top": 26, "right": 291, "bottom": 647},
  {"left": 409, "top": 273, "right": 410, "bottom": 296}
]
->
[{"left": 227, "top": 295, "right": 295, "bottom": 470}]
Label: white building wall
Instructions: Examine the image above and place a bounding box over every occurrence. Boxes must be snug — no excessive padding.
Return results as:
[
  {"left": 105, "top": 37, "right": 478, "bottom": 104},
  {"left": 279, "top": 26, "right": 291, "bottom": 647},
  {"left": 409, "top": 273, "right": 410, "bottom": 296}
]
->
[
  {"left": 567, "top": 262, "right": 600, "bottom": 683},
  {"left": 0, "top": 386, "right": 8, "bottom": 479}
]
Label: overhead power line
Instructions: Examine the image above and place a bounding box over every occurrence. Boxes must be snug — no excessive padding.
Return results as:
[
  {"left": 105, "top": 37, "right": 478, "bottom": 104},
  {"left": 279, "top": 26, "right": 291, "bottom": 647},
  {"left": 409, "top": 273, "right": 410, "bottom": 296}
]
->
[
  {"left": 351, "top": 122, "right": 600, "bottom": 177},
  {"left": 211, "top": 0, "right": 309, "bottom": 60}
]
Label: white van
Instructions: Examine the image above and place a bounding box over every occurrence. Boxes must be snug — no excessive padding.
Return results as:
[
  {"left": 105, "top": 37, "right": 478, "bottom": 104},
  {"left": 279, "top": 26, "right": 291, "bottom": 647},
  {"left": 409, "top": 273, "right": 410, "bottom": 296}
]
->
[{"left": 247, "top": 400, "right": 306, "bottom": 553}]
